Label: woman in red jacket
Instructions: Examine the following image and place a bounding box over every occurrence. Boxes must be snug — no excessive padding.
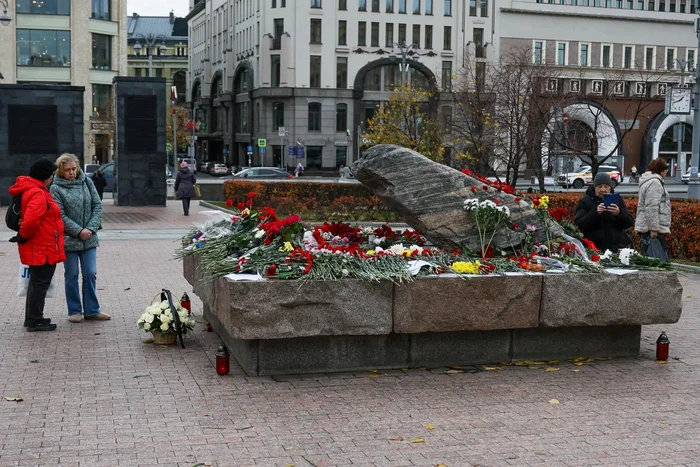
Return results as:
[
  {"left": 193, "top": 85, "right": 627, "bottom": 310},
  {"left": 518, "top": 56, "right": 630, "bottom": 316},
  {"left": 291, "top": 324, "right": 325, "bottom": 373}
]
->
[{"left": 8, "top": 159, "right": 66, "bottom": 332}]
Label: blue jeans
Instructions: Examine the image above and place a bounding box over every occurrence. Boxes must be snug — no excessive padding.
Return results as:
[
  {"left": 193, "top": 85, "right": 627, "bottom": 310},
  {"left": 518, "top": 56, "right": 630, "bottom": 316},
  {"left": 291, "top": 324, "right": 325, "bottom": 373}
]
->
[{"left": 64, "top": 248, "right": 101, "bottom": 317}]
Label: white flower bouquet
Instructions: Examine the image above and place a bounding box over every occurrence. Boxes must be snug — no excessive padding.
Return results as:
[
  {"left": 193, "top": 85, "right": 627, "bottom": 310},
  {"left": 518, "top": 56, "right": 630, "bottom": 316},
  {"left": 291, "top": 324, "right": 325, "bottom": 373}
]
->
[{"left": 138, "top": 300, "right": 195, "bottom": 337}]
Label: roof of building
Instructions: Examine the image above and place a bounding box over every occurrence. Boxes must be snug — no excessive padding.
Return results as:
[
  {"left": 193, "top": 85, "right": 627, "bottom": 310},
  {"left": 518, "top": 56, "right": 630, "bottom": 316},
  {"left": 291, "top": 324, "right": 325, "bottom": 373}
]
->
[{"left": 127, "top": 15, "right": 188, "bottom": 42}]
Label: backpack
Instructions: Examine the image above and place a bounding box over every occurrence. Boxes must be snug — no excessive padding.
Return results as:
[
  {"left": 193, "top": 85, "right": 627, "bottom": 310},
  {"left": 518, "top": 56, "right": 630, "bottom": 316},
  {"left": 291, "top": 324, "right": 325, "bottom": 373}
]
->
[{"left": 5, "top": 194, "right": 22, "bottom": 232}]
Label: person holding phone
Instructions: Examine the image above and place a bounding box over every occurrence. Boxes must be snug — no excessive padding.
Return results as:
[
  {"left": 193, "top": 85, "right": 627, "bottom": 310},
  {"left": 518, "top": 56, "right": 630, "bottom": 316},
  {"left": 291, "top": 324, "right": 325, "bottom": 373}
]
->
[
  {"left": 635, "top": 158, "right": 671, "bottom": 258},
  {"left": 575, "top": 172, "right": 634, "bottom": 252}
]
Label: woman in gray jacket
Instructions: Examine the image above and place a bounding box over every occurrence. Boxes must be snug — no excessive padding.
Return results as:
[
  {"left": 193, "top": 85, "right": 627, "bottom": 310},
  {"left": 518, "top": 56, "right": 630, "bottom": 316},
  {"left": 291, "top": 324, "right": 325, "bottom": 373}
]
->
[
  {"left": 635, "top": 158, "right": 672, "bottom": 257},
  {"left": 50, "top": 153, "right": 109, "bottom": 323},
  {"left": 175, "top": 161, "right": 197, "bottom": 216}
]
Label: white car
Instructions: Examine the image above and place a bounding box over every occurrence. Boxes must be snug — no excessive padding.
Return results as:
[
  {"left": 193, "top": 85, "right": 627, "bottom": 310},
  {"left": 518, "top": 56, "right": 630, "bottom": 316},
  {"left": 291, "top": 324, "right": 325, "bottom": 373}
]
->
[
  {"left": 557, "top": 165, "right": 622, "bottom": 189},
  {"left": 681, "top": 167, "right": 697, "bottom": 184},
  {"left": 211, "top": 164, "right": 229, "bottom": 176}
]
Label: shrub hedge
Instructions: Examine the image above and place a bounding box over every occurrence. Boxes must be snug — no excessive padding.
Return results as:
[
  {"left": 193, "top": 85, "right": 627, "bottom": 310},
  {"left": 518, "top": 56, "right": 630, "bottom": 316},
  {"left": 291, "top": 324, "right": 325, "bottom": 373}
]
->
[{"left": 222, "top": 180, "right": 700, "bottom": 261}]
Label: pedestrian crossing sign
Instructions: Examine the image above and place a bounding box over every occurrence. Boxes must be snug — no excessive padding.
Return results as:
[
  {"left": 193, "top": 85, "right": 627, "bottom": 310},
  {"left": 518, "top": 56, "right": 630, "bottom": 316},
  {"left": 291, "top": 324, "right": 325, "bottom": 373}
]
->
[{"left": 258, "top": 138, "right": 267, "bottom": 148}]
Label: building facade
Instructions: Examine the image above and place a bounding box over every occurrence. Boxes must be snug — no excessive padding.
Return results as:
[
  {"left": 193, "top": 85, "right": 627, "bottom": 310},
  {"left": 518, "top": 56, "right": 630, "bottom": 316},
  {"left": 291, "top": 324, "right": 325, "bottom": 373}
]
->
[
  {"left": 496, "top": 0, "right": 699, "bottom": 175},
  {"left": 0, "top": 0, "right": 128, "bottom": 165},
  {"left": 186, "top": 0, "right": 492, "bottom": 172}
]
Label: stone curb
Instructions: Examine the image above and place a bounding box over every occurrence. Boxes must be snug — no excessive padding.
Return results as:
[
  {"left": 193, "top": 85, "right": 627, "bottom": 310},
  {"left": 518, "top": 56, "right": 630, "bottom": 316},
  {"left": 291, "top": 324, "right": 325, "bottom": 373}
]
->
[{"left": 671, "top": 262, "right": 700, "bottom": 274}]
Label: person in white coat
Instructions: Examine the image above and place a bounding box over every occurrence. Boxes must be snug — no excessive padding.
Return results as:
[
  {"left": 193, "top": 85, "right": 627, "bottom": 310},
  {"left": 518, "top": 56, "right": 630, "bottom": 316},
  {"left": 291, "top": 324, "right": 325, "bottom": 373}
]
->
[{"left": 635, "top": 158, "right": 671, "bottom": 256}]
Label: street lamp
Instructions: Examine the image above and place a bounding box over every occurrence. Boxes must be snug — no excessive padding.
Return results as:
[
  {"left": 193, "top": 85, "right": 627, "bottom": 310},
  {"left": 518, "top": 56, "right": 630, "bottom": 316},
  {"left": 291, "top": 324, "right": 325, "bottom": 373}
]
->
[
  {"left": 689, "top": 6, "right": 700, "bottom": 199},
  {"left": 0, "top": 0, "right": 12, "bottom": 26},
  {"left": 132, "top": 33, "right": 167, "bottom": 78},
  {"left": 388, "top": 42, "right": 420, "bottom": 86}
]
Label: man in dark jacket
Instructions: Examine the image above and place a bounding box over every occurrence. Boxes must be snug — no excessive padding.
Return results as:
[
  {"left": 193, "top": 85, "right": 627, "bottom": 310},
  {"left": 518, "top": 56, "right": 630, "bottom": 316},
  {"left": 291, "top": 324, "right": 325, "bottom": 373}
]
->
[
  {"left": 575, "top": 172, "right": 634, "bottom": 252},
  {"left": 174, "top": 161, "right": 197, "bottom": 216}
]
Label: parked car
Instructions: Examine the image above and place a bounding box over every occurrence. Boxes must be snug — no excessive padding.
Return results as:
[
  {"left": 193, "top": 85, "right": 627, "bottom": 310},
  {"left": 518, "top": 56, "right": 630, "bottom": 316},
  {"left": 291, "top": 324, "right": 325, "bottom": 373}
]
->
[
  {"left": 84, "top": 163, "right": 100, "bottom": 175},
  {"left": 89, "top": 162, "right": 114, "bottom": 192},
  {"left": 211, "top": 163, "right": 229, "bottom": 176},
  {"left": 557, "top": 165, "right": 622, "bottom": 189},
  {"left": 201, "top": 161, "right": 216, "bottom": 175},
  {"left": 681, "top": 167, "right": 696, "bottom": 184},
  {"left": 229, "top": 165, "right": 249, "bottom": 174},
  {"left": 232, "top": 167, "right": 293, "bottom": 179}
]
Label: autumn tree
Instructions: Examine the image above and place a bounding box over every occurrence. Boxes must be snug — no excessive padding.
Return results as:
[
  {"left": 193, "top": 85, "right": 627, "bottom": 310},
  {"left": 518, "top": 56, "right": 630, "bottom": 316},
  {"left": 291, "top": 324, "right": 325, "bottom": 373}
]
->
[
  {"left": 166, "top": 102, "right": 192, "bottom": 157},
  {"left": 362, "top": 84, "right": 445, "bottom": 163}
]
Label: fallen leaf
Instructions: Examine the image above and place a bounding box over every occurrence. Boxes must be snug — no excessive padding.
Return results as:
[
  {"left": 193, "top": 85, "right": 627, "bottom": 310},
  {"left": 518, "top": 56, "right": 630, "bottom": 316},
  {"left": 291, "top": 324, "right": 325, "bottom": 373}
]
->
[
  {"left": 285, "top": 465, "right": 294, "bottom": 467},
  {"left": 369, "top": 369, "right": 379, "bottom": 373},
  {"left": 685, "top": 295, "right": 692, "bottom": 298},
  {"left": 498, "top": 361, "right": 513, "bottom": 366},
  {"left": 547, "top": 360, "right": 560, "bottom": 364},
  {"left": 285, "top": 446, "right": 294, "bottom": 450},
  {"left": 410, "top": 438, "right": 424, "bottom": 443},
  {"left": 481, "top": 365, "right": 502, "bottom": 371},
  {"left": 446, "top": 365, "right": 463, "bottom": 370},
  {"left": 544, "top": 367, "right": 560, "bottom": 372},
  {"left": 387, "top": 437, "right": 404, "bottom": 441},
  {"left": 401, "top": 368, "right": 408, "bottom": 371},
  {"left": 436, "top": 464, "right": 448, "bottom": 467},
  {"left": 656, "top": 360, "right": 667, "bottom": 364},
  {"left": 204, "top": 463, "right": 213, "bottom": 467},
  {"left": 523, "top": 360, "right": 546, "bottom": 365},
  {"left": 573, "top": 362, "right": 584, "bottom": 366},
  {"left": 548, "top": 399, "right": 560, "bottom": 404},
  {"left": 425, "top": 424, "right": 435, "bottom": 430},
  {"left": 3, "top": 397, "right": 23, "bottom": 402},
  {"left": 570, "top": 369, "right": 580, "bottom": 373},
  {"left": 535, "top": 452, "right": 546, "bottom": 456},
  {"left": 660, "top": 420, "right": 668, "bottom": 424},
  {"left": 368, "top": 374, "right": 380, "bottom": 379},
  {"left": 528, "top": 366, "right": 540, "bottom": 370},
  {"left": 445, "top": 369, "right": 464, "bottom": 374},
  {"left": 203, "top": 414, "right": 211, "bottom": 417}
]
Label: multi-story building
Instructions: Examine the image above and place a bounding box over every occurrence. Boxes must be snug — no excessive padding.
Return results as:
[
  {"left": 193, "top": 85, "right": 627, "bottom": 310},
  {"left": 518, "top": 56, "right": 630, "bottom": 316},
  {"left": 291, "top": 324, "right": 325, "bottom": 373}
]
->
[
  {"left": 186, "top": 0, "right": 492, "bottom": 172},
  {"left": 496, "top": 0, "right": 699, "bottom": 175},
  {"left": 0, "top": 0, "right": 128, "bottom": 164}
]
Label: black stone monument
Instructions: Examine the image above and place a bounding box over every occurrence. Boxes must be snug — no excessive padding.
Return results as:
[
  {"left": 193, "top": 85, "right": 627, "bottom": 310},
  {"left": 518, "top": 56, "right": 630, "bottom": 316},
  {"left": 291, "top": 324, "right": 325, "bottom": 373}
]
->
[
  {"left": 113, "top": 77, "right": 167, "bottom": 206},
  {"left": 0, "top": 84, "right": 84, "bottom": 206}
]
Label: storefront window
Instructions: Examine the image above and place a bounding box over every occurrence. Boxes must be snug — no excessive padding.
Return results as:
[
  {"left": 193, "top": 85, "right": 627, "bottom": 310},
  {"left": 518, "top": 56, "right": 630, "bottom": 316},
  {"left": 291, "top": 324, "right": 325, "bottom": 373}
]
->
[
  {"left": 92, "top": 34, "right": 111, "bottom": 70},
  {"left": 16, "top": 30, "right": 71, "bottom": 67},
  {"left": 16, "top": 0, "right": 70, "bottom": 15}
]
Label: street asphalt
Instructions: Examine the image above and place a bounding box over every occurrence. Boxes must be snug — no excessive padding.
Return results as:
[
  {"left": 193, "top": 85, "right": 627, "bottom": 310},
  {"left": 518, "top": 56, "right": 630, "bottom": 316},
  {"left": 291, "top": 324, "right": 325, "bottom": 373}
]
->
[{"left": 0, "top": 200, "right": 699, "bottom": 466}]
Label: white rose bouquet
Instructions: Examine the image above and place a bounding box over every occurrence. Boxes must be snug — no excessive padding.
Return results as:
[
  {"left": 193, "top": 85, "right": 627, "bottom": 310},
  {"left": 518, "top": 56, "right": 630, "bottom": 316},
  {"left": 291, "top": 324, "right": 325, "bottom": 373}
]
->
[{"left": 138, "top": 300, "right": 196, "bottom": 335}]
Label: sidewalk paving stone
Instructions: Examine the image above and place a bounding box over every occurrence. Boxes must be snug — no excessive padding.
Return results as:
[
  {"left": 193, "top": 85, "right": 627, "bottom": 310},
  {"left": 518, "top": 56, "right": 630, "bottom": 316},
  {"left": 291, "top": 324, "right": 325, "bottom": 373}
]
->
[{"left": 1, "top": 200, "right": 700, "bottom": 465}]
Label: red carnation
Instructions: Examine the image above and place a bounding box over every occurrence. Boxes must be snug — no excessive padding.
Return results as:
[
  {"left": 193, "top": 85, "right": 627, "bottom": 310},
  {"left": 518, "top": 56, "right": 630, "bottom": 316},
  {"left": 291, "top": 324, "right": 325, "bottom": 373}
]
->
[
  {"left": 471, "top": 186, "right": 477, "bottom": 192},
  {"left": 237, "top": 202, "right": 245, "bottom": 210},
  {"left": 514, "top": 197, "right": 522, "bottom": 202},
  {"left": 591, "top": 254, "right": 600, "bottom": 262},
  {"left": 245, "top": 199, "right": 253, "bottom": 208},
  {"left": 482, "top": 185, "right": 489, "bottom": 190},
  {"left": 532, "top": 198, "right": 540, "bottom": 206},
  {"left": 247, "top": 192, "right": 257, "bottom": 198},
  {"left": 225, "top": 199, "right": 234, "bottom": 208}
]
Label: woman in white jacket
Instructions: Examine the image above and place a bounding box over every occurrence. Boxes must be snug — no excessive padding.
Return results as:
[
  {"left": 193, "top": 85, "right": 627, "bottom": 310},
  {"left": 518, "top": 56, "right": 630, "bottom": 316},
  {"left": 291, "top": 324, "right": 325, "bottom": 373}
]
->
[{"left": 635, "top": 158, "right": 671, "bottom": 256}]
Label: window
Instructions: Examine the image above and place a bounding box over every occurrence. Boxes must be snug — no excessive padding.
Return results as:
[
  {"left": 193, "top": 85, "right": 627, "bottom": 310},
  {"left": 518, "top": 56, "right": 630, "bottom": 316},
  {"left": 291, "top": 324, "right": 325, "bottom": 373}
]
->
[
  {"left": 336, "top": 147, "right": 347, "bottom": 167},
  {"left": 424, "top": 25, "right": 433, "bottom": 48},
  {"left": 444, "top": 0, "right": 452, "bottom": 15},
  {"left": 155, "top": 68, "right": 162, "bottom": 78},
  {"left": 659, "top": 0, "right": 665, "bottom": 9},
  {"left": 310, "top": 55, "right": 321, "bottom": 87},
  {"left": 412, "top": 24, "right": 420, "bottom": 47},
  {"left": 91, "top": 0, "right": 109, "bottom": 19},
  {"left": 311, "top": 0, "right": 322, "bottom": 7},
  {"left": 413, "top": 0, "right": 421, "bottom": 13},
  {"left": 399, "top": 0, "right": 407, "bottom": 12},
  {"left": 387, "top": 0, "right": 394, "bottom": 11},
  {"left": 339, "top": 0, "right": 347, "bottom": 9},
  {"left": 533, "top": 40, "right": 544, "bottom": 64},
  {"left": 557, "top": 42, "right": 567, "bottom": 66},
  {"left": 307, "top": 146, "right": 323, "bottom": 168},
  {"left": 637, "top": 0, "right": 644, "bottom": 8},
  {"left": 371, "top": 22, "right": 380, "bottom": 46},
  {"left": 135, "top": 68, "right": 142, "bottom": 77},
  {"left": 358, "top": 22, "right": 367, "bottom": 46},
  {"left": 92, "top": 84, "right": 111, "bottom": 120},
  {"left": 271, "top": 55, "right": 281, "bottom": 87},
  {"left": 602, "top": 44, "right": 612, "bottom": 67},
  {"left": 667, "top": 47, "right": 676, "bottom": 69},
  {"left": 688, "top": 49, "right": 695, "bottom": 70},
  {"left": 336, "top": 103, "right": 348, "bottom": 131},
  {"left": 441, "top": 60, "right": 452, "bottom": 91},
  {"left": 645, "top": 46, "right": 655, "bottom": 70},
  {"left": 473, "top": 28, "right": 484, "bottom": 58},
  {"left": 273, "top": 0, "right": 277, "bottom": 7},
  {"left": 469, "top": 0, "right": 476, "bottom": 15},
  {"left": 386, "top": 23, "right": 394, "bottom": 47},
  {"left": 273, "top": 19, "right": 284, "bottom": 49},
  {"left": 480, "top": 0, "right": 488, "bottom": 16},
  {"left": 92, "top": 34, "right": 111, "bottom": 70},
  {"left": 273, "top": 102, "right": 284, "bottom": 128},
  {"left": 649, "top": 0, "right": 655, "bottom": 9},
  {"left": 16, "top": 30, "right": 71, "bottom": 67},
  {"left": 17, "top": 0, "right": 70, "bottom": 14},
  {"left": 308, "top": 103, "right": 321, "bottom": 131},
  {"left": 399, "top": 23, "right": 407, "bottom": 44},
  {"left": 680, "top": 0, "right": 686, "bottom": 12},
  {"left": 337, "top": 57, "right": 348, "bottom": 88},
  {"left": 338, "top": 20, "right": 347, "bottom": 45},
  {"left": 426, "top": 0, "right": 433, "bottom": 13},
  {"left": 310, "top": 19, "right": 322, "bottom": 44},
  {"left": 580, "top": 43, "right": 589, "bottom": 66},
  {"left": 443, "top": 26, "right": 451, "bottom": 50},
  {"left": 624, "top": 45, "right": 634, "bottom": 68},
  {"left": 359, "top": 0, "right": 367, "bottom": 10},
  {"left": 373, "top": 0, "right": 380, "bottom": 11}
]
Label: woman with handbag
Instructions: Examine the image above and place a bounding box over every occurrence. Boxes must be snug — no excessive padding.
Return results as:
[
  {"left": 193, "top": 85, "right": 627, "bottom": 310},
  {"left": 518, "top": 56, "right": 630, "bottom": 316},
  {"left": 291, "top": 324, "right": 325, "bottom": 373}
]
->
[
  {"left": 635, "top": 158, "right": 671, "bottom": 261},
  {"left": 175, "top": 161, "right": 197, "bottom": 216},
  {"left": 9, "top": 159, "right": 66, "bottom": 332},
  {"left": 50, "top": 153, "right": 108, "bottom": 323}
]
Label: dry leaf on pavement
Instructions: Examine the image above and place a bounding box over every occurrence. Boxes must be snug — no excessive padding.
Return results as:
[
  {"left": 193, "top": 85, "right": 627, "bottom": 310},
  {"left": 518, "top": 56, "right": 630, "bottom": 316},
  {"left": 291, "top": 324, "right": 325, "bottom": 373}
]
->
[
  {"left": 445, "top": 369, "right": 464, "bottom": 374},
  {"left": 387, "top": 437, "right": 404, "bottom": 441},
  {"left": 544, "top": 367, "right": 560, "bottom": 372},
  {"left": 3, "top": 397, "right": 23, "bottom": 402},
  {"left": 410, "top": 438, "right": 425, "bottom": 443},
  {"left": 425, "top": 424, "right": 435, "bottom": 430},
  {"left": 548, "top": 399, "right": 560, "bottom": 404},
  {"left": 481, "top": 366, "right": 502, "bottom": 371}
]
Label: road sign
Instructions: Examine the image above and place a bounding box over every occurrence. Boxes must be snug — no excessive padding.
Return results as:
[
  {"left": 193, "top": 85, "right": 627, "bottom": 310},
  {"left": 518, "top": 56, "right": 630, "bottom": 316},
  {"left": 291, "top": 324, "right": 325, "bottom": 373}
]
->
[
  {"left": 259, "top": 146, "right": 266, "bottom": 153},
  {"left": 247, "top": 145, "right": 253, "bottom": 152},
  {"left": 258, "top": 138, "right": 267, "bottom": 148},
  {"left": 278, "top": 127, "right": 286, "bottom": 137},
  {"left": 297, "top": 146, "right": 305, "bottom": 158},
  {"left": 288, "top": 146, "right": 297, "bottom": 156}
]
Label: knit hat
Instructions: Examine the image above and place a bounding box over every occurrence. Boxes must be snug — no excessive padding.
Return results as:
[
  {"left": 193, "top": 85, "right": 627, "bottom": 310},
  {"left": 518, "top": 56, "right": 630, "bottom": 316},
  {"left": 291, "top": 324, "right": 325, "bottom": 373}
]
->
[
  {"left": 593, "top": 172, "right": 613, "bottom": 187},
  {"left": 29, "top": 159, "right": 57, "bottom": 181},
  {"left": 180, "top": 161, "right": 188, "bottom": 168}
]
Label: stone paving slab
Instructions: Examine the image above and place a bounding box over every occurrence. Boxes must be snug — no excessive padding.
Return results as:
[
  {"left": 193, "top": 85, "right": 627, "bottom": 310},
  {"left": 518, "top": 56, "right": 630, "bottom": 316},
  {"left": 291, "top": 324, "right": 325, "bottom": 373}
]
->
[{"left": 0, "top": 202, "right": 700, "bottom": 466}]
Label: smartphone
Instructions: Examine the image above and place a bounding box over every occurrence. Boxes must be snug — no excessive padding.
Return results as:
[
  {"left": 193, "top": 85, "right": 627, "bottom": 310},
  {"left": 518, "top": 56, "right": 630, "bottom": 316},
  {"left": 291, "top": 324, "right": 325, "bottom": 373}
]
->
[{"left": 604, "top": 192, "right": 620, "bottom": 208}]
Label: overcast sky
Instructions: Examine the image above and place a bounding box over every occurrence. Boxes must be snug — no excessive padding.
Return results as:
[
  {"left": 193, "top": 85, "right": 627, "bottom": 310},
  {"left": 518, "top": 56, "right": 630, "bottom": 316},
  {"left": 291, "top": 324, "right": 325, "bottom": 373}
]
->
[{"left": 128, "top": 0, "right": 190, "bottom": 17}]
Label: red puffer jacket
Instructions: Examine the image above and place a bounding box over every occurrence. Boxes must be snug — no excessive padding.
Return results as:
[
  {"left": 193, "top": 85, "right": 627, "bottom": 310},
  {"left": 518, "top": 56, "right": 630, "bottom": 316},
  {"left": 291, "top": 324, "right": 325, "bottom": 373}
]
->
[{"left": 8, "top": 176, "right": 66, "bottom": 266}]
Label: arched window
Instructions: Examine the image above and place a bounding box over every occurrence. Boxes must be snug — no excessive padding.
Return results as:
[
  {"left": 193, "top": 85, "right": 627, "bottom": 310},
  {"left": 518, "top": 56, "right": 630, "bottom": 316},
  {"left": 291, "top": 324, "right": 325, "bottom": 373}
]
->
[
  {"left": 273, "top": 102, "right": 285, "bottom": 128},
  {"left": 308, "top": 102, "right": 321, "bottom": 131},
  {"left": 336, "top": 103, "right": 347, "bottom": 132},
  {"left": 234, "top": 68, "right": 249, "bottom": 94}
]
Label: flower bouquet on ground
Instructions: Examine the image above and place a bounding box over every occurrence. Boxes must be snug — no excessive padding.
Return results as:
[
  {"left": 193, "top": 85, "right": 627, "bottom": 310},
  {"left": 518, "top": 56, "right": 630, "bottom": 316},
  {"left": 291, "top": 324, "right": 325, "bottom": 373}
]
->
[{"left": 138, "top": 295, "right": 196, "bottom": 345}]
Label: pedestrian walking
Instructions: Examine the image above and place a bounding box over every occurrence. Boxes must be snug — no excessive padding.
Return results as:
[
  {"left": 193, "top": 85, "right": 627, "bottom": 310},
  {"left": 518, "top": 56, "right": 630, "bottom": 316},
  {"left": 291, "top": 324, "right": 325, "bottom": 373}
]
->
[
  {"left": 635, "top": 158, "right": 671, "bottom": 260},
  {"left": 175, "top": 161, "right": 197, "bottom": 216},
  {"left": 50, "top": 153, "right": 109, "bottom": 323},
  {"left": 9, "top": 159, "right": 66, "bottom": 332},
  {"left": 295, "top": 162, "right": 304, "bottom": 177},
  {"left": 92, "top": 169, "right": 106, "bottom": 200}
]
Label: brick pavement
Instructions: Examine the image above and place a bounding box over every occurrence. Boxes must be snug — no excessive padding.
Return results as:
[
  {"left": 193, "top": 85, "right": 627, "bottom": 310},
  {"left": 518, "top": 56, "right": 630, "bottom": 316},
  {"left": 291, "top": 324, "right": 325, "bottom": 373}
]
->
[{"left": 1, "top": 200, "right": 700, "bottom": 466}]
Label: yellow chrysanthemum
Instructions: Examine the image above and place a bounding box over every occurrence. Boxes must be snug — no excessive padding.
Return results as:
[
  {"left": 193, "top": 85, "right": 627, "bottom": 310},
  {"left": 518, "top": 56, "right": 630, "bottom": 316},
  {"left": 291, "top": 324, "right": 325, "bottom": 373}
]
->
[
  {"left": 451, "top": 261, "right": 481, "bottom": 275},
  {"left": 366, "top": 250, "right": 375, "bottom": 255}
]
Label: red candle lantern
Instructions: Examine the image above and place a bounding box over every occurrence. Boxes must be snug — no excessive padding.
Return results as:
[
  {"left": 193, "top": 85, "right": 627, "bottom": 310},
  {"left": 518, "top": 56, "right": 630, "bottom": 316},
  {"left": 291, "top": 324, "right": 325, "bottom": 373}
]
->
[
  {"left": 656, "top": 332, "right": 670, "bottom": 361},
  {"left": 180, "top": 292, "right": 192, "bottom": 315},
  {"left": 216, "top": 345, "right": 230, "bottom": 375}
]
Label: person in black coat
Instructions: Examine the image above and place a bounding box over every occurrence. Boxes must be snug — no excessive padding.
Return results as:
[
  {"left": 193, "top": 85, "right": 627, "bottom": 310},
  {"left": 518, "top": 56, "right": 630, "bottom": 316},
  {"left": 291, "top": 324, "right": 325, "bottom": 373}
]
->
[
  {"left": 575, "top": 172, "right": 634, "bottom": 252},
  {"left": 174, "top": 162, "right": 197, "bottom": 216},
  {"left": 92, "top": 169, "right": 106, "bottom": 200}
]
